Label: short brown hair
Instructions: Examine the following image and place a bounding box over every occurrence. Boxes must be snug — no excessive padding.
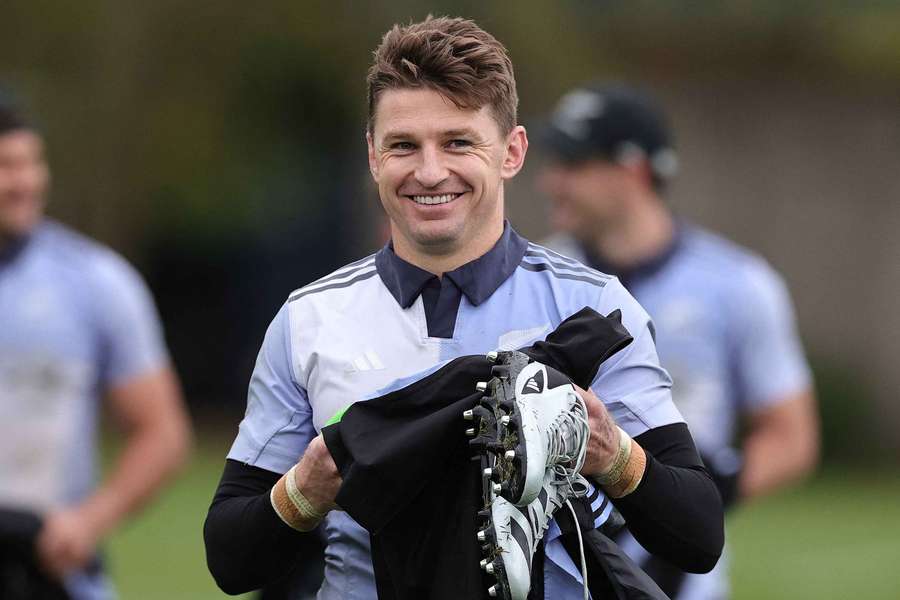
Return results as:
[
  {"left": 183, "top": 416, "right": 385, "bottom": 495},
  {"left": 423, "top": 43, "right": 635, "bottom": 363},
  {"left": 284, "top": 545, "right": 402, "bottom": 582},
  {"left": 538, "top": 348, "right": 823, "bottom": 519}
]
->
[{"left": 367, "top": 16, "right": 518, "bottom": 134}]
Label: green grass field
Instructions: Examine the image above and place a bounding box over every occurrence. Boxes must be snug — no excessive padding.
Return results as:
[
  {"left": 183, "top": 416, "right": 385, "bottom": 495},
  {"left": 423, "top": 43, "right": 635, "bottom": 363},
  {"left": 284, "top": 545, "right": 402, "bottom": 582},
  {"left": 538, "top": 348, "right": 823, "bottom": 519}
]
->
[{"left": 105, "top": 432, "right": 900, "bottom": 599}]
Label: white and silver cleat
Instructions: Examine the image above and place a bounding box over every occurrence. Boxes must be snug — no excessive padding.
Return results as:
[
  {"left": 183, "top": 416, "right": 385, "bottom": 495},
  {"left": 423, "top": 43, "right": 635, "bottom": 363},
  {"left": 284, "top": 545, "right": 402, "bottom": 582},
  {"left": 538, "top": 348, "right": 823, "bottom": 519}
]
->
[
  {"left": 477, "top": 468, "right": 589, "bottom": 600},
  {"left": 486, "top": 350, "right": 591, "bottom": 506}
]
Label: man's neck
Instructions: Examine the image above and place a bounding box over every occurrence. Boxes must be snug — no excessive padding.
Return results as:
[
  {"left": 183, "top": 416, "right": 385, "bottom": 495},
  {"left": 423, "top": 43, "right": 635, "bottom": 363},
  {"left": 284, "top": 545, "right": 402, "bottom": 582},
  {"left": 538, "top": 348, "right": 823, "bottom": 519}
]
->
[
  {"left": 589, "top": 199, "right": 675, "bottom": 272},
  {"left": 393, "top": 221, "right": 505, "bottom": 276}
]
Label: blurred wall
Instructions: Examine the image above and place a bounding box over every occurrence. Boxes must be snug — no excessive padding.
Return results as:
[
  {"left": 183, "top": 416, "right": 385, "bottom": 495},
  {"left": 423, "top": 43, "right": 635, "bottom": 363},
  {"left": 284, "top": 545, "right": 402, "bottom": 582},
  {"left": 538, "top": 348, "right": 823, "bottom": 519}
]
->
[{"left": 510, "top": 79, "right": 900, "bottom": 454}]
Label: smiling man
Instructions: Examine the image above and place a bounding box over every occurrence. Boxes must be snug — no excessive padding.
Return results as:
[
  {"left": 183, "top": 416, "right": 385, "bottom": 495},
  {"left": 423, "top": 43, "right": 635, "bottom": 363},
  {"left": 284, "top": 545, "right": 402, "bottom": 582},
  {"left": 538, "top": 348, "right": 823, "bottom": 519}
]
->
[{"left": 204, "top": 17, "right": 723, "bottom": 600}]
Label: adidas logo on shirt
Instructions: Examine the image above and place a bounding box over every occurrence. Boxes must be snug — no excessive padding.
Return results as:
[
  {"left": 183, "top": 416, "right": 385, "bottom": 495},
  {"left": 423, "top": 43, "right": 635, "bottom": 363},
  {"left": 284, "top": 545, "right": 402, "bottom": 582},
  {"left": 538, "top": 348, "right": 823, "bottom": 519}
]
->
[{"left": 344, "top": 350, "right": 385, "bottom": 373}]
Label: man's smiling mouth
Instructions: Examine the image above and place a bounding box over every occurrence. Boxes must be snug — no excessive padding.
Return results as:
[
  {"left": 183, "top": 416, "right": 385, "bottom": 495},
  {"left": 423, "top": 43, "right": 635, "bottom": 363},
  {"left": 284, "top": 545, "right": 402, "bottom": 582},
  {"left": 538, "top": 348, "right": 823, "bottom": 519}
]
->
[{"left": 407, "top": 193, "right": 464, "bottom": 206}]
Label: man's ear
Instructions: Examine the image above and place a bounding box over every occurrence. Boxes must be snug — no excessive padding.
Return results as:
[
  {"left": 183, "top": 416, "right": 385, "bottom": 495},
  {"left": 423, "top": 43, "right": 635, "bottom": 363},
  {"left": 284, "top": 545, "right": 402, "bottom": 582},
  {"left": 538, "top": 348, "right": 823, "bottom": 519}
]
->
[
  {"left": 367, "top": 131, "right": 379, "bottom": 181},
  {"left": 500, "top": 125, "right": 528, "bottom": 180}
]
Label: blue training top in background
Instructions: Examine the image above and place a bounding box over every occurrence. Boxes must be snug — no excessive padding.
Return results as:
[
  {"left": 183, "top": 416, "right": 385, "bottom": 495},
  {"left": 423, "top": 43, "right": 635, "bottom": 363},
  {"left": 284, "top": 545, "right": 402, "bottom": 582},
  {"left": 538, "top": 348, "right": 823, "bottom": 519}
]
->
[{"left": 0, "top": 220, "right": 170, "bottom": 600}]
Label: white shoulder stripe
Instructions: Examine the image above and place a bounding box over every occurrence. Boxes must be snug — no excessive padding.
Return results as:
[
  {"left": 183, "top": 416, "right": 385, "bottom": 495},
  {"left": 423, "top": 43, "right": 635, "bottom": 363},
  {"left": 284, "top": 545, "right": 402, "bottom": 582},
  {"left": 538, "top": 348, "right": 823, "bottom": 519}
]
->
[
  {"left": 288, "top": 267, "right": 378, "bottom": 302},
  {"left": 317, "top": 255, "right": 376, "bottom": 284},
  {"left": 288, "top": 255, "right": 376, "bottom": 298},
  {"left": 526, "top": 242, "right": 584, "bottom": 266}
]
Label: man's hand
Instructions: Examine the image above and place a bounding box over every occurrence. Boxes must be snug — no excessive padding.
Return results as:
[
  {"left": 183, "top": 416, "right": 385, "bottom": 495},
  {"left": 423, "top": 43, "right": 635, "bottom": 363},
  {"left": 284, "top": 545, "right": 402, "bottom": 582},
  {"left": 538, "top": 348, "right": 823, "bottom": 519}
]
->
[
  {"left": 35, "top": 508, "right": 102, "bottom": 579},
  {"left": 270, "top": 435, "right": 342, "bottom": 532},
  {"left": 576, "top": 385, "right": 620, "bottom": 477},
  {"left": 294, "top": 435, "right": 341, "bottom": 515}
]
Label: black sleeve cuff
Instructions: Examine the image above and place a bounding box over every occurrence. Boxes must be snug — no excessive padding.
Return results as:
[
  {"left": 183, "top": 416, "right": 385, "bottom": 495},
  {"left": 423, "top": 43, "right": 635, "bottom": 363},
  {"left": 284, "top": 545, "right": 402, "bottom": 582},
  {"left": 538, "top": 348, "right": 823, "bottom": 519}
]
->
[
  {"left": 0, "top": 507, "right": 43, "bottom": 554},
  {"left": 204, "top": 460, "right": 322, "bottom": 595},
  {"left": 611, "top": 424, "right": 725, "bottom": 573}
]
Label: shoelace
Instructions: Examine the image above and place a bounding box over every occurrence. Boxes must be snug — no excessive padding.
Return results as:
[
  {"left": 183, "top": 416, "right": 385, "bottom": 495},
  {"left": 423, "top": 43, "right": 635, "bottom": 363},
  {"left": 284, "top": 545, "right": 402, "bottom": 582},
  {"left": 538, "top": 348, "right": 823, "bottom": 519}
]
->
[
  {"left": 546, "top": 393, "right": 591, "bottom": 483},
  {"left": 517, "top": 467, "right": 591, "bottom": 600},
  {"left": 565, "top": 499, "right": 590, "bottom": 600},
  {"left": 539, "top": 474, "right": 590, "bottom": 600},
  {"left": 549, "top": 394, "right": 591, "bottom": 600}
]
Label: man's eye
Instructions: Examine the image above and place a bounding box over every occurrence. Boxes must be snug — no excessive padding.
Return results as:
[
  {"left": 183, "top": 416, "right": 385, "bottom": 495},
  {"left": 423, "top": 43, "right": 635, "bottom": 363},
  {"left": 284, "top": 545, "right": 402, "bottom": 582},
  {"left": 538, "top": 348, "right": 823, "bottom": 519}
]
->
[
  {"left": 447, "top": 139, "right": 472, "bottom": 149},
  {"left": 391, "top": 142, "right": 415, "bottom": 151}
]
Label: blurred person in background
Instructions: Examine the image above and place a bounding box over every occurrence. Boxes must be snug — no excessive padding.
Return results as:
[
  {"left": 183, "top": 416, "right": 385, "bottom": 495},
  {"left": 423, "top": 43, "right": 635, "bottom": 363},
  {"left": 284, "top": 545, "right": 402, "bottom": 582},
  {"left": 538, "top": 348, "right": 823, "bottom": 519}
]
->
[
  {"left": 0, "top": 89, "right": 191, "bottom": 599},
  {"left": 537, "top": 82, "right": 820, "bottom": 599}
]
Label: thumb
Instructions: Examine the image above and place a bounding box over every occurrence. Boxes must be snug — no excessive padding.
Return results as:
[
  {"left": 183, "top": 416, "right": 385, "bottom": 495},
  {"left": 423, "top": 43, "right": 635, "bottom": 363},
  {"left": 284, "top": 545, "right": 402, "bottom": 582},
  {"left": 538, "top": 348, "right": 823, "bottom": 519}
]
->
[{"left": 574, "top": 384, "right": 604, "bottom": 417}]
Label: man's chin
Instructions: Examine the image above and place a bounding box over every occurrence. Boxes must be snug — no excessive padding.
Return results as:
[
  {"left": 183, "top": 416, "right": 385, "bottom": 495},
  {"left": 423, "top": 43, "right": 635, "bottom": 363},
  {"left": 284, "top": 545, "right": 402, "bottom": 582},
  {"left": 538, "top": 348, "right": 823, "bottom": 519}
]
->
[
  {"left": 407, "top": 223, "right": 465, "bottom": 254},
  {"left": 0, "top": 212, "right": 42, "bottom": 242}
]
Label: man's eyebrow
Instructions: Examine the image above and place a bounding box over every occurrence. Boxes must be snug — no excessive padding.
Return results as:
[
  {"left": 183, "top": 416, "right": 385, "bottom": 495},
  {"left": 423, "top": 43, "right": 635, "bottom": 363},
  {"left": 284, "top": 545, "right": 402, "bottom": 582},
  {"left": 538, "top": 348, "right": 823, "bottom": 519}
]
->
[
  {"left": 381, "top": 131, "right": 413, "bottom": 144},
  {"left": 443, "top": 128, "right": 481, "bottom": 139},
  {"left": 380, "top": 127, "right": 483, "bottom": 144}
]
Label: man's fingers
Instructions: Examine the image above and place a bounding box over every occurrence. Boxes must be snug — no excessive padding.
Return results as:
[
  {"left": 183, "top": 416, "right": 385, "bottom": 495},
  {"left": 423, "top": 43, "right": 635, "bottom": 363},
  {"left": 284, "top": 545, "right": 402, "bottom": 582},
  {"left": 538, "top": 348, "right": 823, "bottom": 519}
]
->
[
  {"left": 295, "top": 435, "right": 342, "bottom": 514},
  {"left": 574, "top": 384, "right": 605, "bottom": 417},
  {"left": 36, "top": 514, "right": 95, "bottom": 578}
]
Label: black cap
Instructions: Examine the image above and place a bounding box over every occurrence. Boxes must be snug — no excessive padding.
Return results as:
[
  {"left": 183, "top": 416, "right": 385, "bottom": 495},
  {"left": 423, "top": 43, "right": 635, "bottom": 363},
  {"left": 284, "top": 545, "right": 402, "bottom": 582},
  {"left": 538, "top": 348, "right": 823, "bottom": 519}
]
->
[
  {"left": 541, "top": 83, "right": 678, "bottom": 182},
  {"left": 0, "top": 86, "right": 32, "bottom": 136}
]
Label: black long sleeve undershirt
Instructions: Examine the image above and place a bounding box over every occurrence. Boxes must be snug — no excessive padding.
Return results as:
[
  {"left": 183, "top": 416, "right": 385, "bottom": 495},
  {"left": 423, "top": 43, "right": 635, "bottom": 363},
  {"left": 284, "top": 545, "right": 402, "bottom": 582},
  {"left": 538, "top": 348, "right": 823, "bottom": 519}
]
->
[
  {"left": 614, "top": 422, "right": 724, "bottom": 573},
  {"left": 203, "top": 421, "right": 722, "bottom": 594},
  {"left": 203, "top": 461, "right": 309, "bottom": 595}
]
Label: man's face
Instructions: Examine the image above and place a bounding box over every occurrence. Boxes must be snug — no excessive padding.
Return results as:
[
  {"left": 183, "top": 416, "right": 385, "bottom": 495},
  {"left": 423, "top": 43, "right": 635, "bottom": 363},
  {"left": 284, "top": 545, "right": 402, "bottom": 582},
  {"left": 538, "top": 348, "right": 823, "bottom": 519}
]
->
[
  {"left": 0, "top": 130, "right": 48, "bottom": 240},
  {"left": 367, "top": 88, "right": 526, "bottom": 259},
  {"left": 537, "top": 158, "right": 634, "bottom": 241}
]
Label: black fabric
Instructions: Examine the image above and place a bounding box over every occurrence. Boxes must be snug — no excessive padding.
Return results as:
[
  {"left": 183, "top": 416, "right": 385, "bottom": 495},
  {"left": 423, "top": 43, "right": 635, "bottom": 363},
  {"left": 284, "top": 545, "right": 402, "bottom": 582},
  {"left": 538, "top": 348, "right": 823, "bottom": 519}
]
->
[
  {"left": 0, "top": 508, "right": 71, "bottom": 600},
  {"left": 630, "top": 444, "right": 741, "bottom": 598},
  {"left": 700, "top": 449, "right": 743, "bottom": 511},
  {"left": 526, "top": 540, "right": 545, "bottom": 600},
  {"left": 637, "top": 555, "right": 685, "bottom": 599},
  {"left": 257, "top": 542, "right": 325, "bottom": 600},
  {"left": 0, "top": 232, "right": 30, "bottom": 268},
  {"left": 322, "top": 308, "right": 638, "bottom": 599},
  {"left": 613, "top": 424, "right": 724, "bottom": 574},
  {"left": 553, "top": 497, "right": 668, "bottom": 600},
  {"left": 0, "top": 555, "right": 71, "bottom": 600},
  {"left": 563, "top": 529, "right": 670, "bottom": 600},
  {"left": 204, "top": 460, "right": 325, "bottom": 596},
  {"left": 0, "top": 508, "right": 42, "bottom": 554}
]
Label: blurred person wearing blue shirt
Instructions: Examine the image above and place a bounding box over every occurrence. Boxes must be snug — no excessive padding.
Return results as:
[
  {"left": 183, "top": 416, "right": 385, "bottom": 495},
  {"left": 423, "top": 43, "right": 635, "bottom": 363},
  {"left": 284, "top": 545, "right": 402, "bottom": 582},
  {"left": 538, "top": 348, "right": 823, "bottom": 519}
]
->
[
  {"left": 538, "top": 83, "right": 819, "bottom": 599},
  {"left": 0, "top": 90, "right": 191, "bottom": 600}
]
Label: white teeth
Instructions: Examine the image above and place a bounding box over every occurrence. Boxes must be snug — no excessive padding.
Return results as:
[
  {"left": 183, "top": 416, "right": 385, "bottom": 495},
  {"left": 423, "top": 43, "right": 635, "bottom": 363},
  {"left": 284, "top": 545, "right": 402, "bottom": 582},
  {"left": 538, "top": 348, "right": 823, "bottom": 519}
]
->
[{"left": 411, "top": 194, "right": 457, "bottom": 205}]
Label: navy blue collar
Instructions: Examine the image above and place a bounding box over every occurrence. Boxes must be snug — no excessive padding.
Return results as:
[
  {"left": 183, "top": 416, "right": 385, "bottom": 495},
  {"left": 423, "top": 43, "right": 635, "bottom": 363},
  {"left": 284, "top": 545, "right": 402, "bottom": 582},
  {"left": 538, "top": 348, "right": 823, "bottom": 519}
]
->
[
  {"left": 0, "top": 230, "right": 33, "bottom": 267},
  {"left": 583, "top": 221, "right": 684, "bottom": 288},
  {"left": 376, "top": 222, "right": 529, "bottom": 308}
]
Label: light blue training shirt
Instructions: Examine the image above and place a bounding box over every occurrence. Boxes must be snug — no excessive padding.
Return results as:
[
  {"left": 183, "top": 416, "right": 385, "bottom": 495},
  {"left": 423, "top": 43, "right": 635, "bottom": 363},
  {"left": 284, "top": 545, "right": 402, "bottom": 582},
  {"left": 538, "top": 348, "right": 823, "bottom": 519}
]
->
[
  {"left": 0, "top": 220, "right": 170, "bottom": 600},
  {"left": 546, "top": 222, "right": 812, "bottom": 599},
  {"left": 228, "top": 222, "right": 683, "bottom": 600}
]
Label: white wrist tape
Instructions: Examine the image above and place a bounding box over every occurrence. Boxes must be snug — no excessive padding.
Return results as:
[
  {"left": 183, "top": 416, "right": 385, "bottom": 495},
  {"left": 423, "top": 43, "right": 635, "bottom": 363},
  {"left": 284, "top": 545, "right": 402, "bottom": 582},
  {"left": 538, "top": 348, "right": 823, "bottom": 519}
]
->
[{"left": 270, "top": 465, "right": 325, "bottom": 531}]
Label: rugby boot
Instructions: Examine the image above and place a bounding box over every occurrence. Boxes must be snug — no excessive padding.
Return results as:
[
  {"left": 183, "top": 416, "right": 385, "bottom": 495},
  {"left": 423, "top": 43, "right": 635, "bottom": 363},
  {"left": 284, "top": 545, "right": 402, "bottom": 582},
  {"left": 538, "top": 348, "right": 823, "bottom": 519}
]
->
[
  {"left": 476, "top": 468, "right": 590, "bottom": 600},
  {"left": 481, "top": 350, "right": 591, "bottom": 506}
]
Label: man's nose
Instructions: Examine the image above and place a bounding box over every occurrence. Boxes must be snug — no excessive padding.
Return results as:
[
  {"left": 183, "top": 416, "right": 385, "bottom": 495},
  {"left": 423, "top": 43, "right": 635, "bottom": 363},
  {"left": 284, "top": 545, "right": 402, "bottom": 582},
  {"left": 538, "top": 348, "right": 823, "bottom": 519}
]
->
[{"left": 414, "top": 145, "right": 450, "bottom": 188}]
